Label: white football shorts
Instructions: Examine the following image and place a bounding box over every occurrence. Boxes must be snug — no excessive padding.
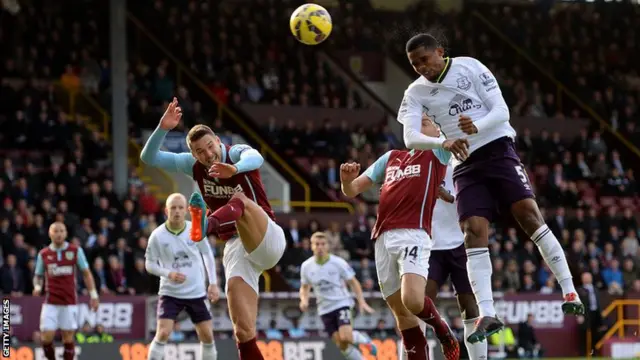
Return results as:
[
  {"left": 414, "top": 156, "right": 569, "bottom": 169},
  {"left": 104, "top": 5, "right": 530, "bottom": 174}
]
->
[
  {"left": 223, "top": 217, "right": 286, "bottom": 294},
  {"left": 40, "top": 304, "right": 79, "bottom": 331},
  {"left": 375, "top": 228, "right": 433, "bottom": 300}
]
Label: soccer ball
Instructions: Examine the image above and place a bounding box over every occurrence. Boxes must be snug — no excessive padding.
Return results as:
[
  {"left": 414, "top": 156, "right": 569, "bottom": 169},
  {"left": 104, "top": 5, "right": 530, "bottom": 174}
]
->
[{"left": 289, "top": 3, "right": 333, "bottom": 45}]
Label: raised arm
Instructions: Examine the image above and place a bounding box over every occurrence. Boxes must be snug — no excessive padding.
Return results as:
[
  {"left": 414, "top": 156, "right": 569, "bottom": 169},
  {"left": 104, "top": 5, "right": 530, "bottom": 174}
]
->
[
  {"left": 140, "top": 98, "right": 195, "bottom": 176},
  {"left": 340, "top": 151, "right": 391, "bottom": 198},
  {"left": 140, "top": 127, "right": 195, "bottom": 176}
]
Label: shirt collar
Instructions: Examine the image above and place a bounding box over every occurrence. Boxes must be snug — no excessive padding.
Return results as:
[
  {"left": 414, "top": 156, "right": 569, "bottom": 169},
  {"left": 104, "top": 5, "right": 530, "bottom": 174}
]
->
[{"left": 49, "top": 242, "right": 69, "bottom": 251}]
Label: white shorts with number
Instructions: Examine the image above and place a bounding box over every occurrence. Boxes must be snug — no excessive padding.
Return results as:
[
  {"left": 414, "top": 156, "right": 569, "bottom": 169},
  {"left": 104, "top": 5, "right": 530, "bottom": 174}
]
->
[
  {"left": 40, "top": 304, "right": 79, "bottom": 331},
  {"left": 375, "top": 229, "right": 433, "bottom": 300},
  {"left": 223, "top": 217, "right": 286, "bottom": 294}
]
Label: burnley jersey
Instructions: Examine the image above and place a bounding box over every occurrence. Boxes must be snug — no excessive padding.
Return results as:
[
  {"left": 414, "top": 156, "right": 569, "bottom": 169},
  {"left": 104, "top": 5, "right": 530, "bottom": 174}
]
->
[
  {"left": 35, "top": 242, "right": 90, "bottom": 305},
  {"left": 365, "top": 149, "right": 450, "bottom": 240},
  {"left": 192, "top": 144, "right": 275, "bottom": 240}
]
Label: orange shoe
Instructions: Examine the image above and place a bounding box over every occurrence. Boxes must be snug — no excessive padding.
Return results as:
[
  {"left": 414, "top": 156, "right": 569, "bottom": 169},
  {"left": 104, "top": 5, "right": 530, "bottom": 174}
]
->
[{"left": 188, "top": 193, "right": 207, "bottom": 242}]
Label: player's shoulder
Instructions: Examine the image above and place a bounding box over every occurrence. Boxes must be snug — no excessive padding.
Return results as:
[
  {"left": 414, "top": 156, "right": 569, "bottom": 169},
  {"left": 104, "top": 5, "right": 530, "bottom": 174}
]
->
[
  {"left": 452, "top": 56, "right": 486, "bottom": 73},
  {"left": 405, "top": 76, "right": 431, "bottom": 93},
  {"left": 38, "top": 246, "right": 51, "bottom": 256},
  {"left": 300, "top": 257, "right": 315, "bottom": 271},
  {"left": 328, "top": 254, "right": 350, "bottom": 267},
  {"left": 149, "top": 224, "right": 168, "bottom": 240}
]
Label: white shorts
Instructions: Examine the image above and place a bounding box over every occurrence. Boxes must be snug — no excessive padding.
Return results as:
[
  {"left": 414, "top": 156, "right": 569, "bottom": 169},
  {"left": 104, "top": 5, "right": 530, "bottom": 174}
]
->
[
  {"left": 223, "top": 217, "right": 286, "bottom": 294},
  {"left": 40, "top": 304, "right": 78, "bottom": 331},
  {"left": 375, "top": 229, "right": 433, "bottom": 299}
]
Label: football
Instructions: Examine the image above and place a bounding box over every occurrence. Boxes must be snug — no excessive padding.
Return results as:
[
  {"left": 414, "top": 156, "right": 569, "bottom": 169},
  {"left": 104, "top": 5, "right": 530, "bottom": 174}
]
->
[{"left": 289, "top": 3, "right": 333, "bottom": 45}]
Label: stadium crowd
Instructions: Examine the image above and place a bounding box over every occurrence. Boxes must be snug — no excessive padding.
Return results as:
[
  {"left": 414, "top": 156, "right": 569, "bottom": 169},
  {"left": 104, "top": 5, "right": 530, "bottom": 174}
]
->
[{"left": 0, "top": 0, "right": 638, "bottom": 338}]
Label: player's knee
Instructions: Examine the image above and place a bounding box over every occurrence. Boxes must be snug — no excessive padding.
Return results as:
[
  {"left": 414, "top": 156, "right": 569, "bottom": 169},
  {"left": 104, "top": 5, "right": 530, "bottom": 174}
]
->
[
  {"left": 233, "top": 321, "right": 256, "bottom": 343},
  {"left": 401, "top": 291, "right": 424, "bottom": 315},
  {"left": 461, "top": 218, "right": 487, "bottom": 247},
  {"left": 155, "top": 328, "right": 172, "bottom": 342},
  {"left": 512, "top": 199, "right": 544, "bottom": 232},
  {"left": 339, "top": 328, "right": 354, "bottom": 345},
  {"left": 198, "top": 329, "right": 214, "bottom": 343}
]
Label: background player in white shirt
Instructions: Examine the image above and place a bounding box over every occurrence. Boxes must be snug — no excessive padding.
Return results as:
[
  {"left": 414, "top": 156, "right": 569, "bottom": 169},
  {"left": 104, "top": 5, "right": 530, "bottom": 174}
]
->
[
  {"left": 398, "top": 32, "right": 584, "bottom": 343},
  {"left": 429, "top": 162, "right": 488, "bottom": 360},
  {"left": 299, "top": 232, "right": 377, "bottom": 360},
  {"left": 145, "top": 193, "right": 220, "bottom": 360}
]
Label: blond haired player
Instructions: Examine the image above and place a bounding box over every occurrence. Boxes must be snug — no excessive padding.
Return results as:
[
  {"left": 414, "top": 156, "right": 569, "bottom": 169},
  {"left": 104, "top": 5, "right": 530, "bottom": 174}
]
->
[
  {"left": 145, "top": 193, "right": 219, "bottom": 360},
  {"left": 141, "top": 99, "right": 286, "bottom": 360},
  {"left": 299, "top": 232, "right": 377, "bottom": 360}
]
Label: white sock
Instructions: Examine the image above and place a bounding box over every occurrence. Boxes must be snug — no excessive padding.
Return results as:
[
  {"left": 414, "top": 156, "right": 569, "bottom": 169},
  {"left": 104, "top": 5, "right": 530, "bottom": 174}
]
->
[
  {"left": 531, "top": 224, "right": 576, "bottom": 297},
  {"left": 342, "top": 345, "right": 364, "bottom": 360},
  {"left": 352, "top": 330, "right": 370, "bottom": 345},
  {"left": 147, "top": 339, "right": 166, "bottom": 360},
  {"left": 463, "top": 317, "right": 489, "bottom": 360},
  {"left": 201, "top": 342, "right": 217, "bottom": 360},
  {"left": 466, "top": 248, "right": 496, "bottom": 317}
]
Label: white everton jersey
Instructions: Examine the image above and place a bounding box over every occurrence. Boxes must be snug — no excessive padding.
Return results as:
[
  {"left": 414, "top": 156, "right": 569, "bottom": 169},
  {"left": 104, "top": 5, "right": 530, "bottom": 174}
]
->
[
  {"left": 398, "top": 56, "right": 516, "bottom": 167},
  {"left": 146, "top": 221, "right": 209, "bottom": 299},
  {"left": 300, "top": 255, "right": 356, "bottom": 316},
  {"left": 432, "top": 163, "right": 464, "bottom": 251}
]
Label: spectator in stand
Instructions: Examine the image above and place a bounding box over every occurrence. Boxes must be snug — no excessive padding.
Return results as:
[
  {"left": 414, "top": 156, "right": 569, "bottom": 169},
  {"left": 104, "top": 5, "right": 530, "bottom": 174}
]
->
[{"left": 1, "top": 254, "right": 25, "bottom": 296}]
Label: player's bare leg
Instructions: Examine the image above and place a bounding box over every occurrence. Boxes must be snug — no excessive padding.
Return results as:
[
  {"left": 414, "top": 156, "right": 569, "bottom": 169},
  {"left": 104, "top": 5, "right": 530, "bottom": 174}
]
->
[
  {"left": 511, "top": 198, "right": 584, "bottom": 315},
  {"left": 194, "top": 320, "right": 218, "bottom": 360},
  {"left": 227, "top": 277, "right": 261, "bottom": 359},
  {"left": 426, "top": 280, "right": 486, "bottom": 359},
  {"left": 332, "top": 325, "right": 365, "bottom": 360},
  {"left": 148, "top": 318, "right": 174, "bottom": 360},
  {"left": 386, "top": 290, "right": 428, "bottom": 360},
  {"left": 60, "top": 331, "right": 76, "bottom": 360},
  {"left": 401, "top": 274, "right": 459, "bottom": 360},
  {"left": 461, "top": 216, "right": 504, "bottom": 343},
  {"left": 40, "top": 331, "right": 57, "bottom": 360}
]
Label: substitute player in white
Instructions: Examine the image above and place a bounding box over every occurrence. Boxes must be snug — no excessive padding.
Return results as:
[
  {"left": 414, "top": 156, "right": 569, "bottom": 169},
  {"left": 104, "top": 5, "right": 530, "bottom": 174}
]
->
[
  {"left": 145, "top": 193, "right": 220, "bottom": 360},
  {"left": 398, "top": 33, "right": 584, "bottom": 343},
  {"left": 299, "top": 232, "right": 377, "bottom": 360}
]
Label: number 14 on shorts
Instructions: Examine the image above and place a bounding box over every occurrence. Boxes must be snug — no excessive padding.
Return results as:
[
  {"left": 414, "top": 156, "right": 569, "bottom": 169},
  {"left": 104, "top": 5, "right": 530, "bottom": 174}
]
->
[{"left": 403, "top": 246, "right": 419, "bottom": 263}]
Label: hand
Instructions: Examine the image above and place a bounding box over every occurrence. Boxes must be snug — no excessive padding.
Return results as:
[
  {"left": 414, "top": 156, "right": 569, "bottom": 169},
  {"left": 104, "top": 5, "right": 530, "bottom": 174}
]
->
[
  {"left": 299, "top": 299, "right": 309, "bottom": 312},
  {"left": 207, "top": 284, "right": 220, "bottom": 303},
  {"left": 437, "top": 186, "right": 454, "bottom": 203},
  {"left": 159, "top": 97, "right": 183, "bottom": 131},
  {"left": 168, "top": 272, "right": 186, "bottom": 283},
  {"left": 458, "top": 115, "right": 478, "bottom": 135},
  {"left": 32, "top": 288, "right": 42, "bottom": 296},
  {"left": 340, "top": 162, "right": 361, "bottom": 184},
  {"left": 359, "top": 301, "right": 375, "bottom": 314},
  {"left": 208, "top": 162, "right": 238, "bottom": 179},
  {"left": 89, "top": 298, "right": 99, "bottom": 312},
  {"left": 443, "top": 138, "right": 470, "bottom": 161}
]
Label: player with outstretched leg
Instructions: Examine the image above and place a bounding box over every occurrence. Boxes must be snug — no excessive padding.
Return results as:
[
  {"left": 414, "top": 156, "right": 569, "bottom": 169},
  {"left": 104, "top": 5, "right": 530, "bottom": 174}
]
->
[{"left": 141, "top": 98, "right": 287, "bottom": 360}]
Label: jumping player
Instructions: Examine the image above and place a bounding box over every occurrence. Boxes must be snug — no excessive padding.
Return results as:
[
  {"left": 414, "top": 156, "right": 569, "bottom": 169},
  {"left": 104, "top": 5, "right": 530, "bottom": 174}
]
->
[
  {"left": 429, "top": 162, "right": 488, "bottom": 359},
  {"left": 398, "top": 32, "right": 584, "bottom": 343},
  {"left": 299, "top": 232, "right": 378, "bottom": 360},
  {"left": 145, "top": 193, "right": 219, "bottom": 360},
  {"left": 33, "top": 222, "right": 99, "bottom": 360},
  {"left": 140, "top": 98, "right": 287, "bottom": 360},
  {"left": 340, "top": 116, "right": 464, "bottom": 360}
]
